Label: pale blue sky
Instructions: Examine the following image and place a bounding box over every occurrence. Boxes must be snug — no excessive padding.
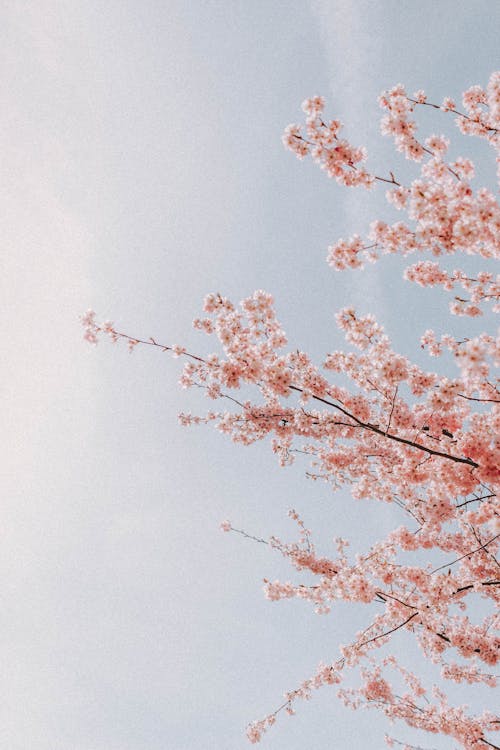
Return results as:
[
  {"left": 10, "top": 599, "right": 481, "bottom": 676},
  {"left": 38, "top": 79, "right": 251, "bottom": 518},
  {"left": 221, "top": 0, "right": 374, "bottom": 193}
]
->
[{"left": 2, "top": 2, "right": 499, "bottom": 749}]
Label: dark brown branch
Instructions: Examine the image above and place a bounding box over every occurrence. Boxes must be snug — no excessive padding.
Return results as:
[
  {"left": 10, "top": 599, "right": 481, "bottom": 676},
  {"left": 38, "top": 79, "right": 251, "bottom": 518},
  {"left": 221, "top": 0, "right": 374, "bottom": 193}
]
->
[
  {"left": 288, "top": 386, "right": 479, "bottom": 468},
  {"left": 357, "top": 612, "right": 418, "bottom": 649},
  {"left": 457, "top": 394, "right": 500, "bottom": 404},
  {"left": 480, "top": 739, "right": 500, "bottom": 750},
  {"left": 456, "top": 494, "right": 496, "bottom": 508},
  {"left": 430, "top": 534, "right": 500, "bottom": 574},
  {"left": 406, "top": 96, "right": 500, "bottom": 134},
  {"left": 102, "top": 326, "right": 480, "bottom": 470},
  {"left": 454, "top": 580, "right": 499, "bottom": 594}
]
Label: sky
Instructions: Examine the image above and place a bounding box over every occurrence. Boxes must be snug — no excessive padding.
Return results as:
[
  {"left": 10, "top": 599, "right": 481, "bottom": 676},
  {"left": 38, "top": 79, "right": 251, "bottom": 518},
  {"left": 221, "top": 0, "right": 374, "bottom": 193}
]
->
[{"left": 2, "top": 2, "right": 499, "bottom": 749}]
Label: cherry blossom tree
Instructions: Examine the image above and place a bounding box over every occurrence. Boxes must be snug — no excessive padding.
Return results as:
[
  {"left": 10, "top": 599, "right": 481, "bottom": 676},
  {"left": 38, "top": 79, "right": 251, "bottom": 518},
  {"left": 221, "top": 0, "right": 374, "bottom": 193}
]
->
[{"left": 83, "top": 72, "right": 500, "bottom": 750}]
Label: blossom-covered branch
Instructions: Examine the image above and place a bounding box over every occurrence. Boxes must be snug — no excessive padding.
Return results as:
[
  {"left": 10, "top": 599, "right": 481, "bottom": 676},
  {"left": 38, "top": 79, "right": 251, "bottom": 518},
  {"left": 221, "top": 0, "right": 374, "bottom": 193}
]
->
[{"left": 84, "top": 72, "right": 500, "bottom": 750}]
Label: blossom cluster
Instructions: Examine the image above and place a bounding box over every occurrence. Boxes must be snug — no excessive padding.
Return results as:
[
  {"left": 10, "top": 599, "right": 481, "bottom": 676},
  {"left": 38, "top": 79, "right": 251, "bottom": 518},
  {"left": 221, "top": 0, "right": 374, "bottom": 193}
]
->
[
  {"left": 83, "top": 280, "right": 500, "bottom": 748},
  {"left": 84, "top": 72, "right": 500, "bottom": 750},
  {"left": 282, "top": 95, "right": 374, "bottom": 188},
  {"left": 404, "top": 263, "right": 500, "bottom": 317},
  {"left": 284, "top": 74, "right": 500, "bottom": 317}
]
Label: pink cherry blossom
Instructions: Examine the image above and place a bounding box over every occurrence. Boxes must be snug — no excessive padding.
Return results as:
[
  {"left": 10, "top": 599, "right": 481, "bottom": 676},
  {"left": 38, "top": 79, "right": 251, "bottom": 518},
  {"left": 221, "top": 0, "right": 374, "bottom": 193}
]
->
[{"left": 84, "top": 72, "right": 500, "bottom": 750}]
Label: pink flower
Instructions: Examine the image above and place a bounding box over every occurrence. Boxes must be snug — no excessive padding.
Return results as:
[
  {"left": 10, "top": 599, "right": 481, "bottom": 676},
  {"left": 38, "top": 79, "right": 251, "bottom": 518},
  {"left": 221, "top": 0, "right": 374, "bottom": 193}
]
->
[{"left": 90, "top": 71, "right": 500, "bottom": 750}]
